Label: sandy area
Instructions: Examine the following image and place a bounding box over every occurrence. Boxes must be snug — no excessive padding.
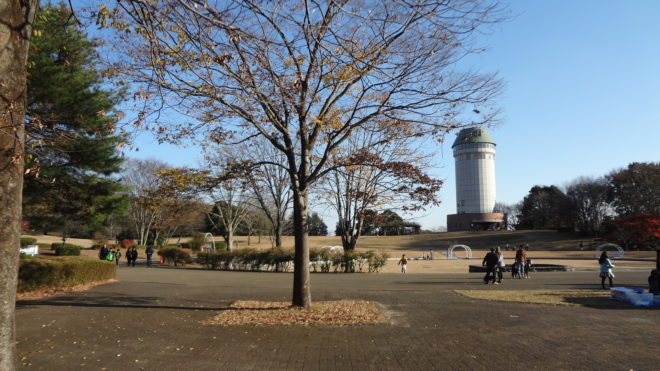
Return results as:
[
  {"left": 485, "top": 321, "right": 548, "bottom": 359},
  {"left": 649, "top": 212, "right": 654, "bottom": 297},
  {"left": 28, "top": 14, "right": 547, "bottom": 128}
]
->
[{"left": 377, "top": 256, "right": 656, "bottom": 274}]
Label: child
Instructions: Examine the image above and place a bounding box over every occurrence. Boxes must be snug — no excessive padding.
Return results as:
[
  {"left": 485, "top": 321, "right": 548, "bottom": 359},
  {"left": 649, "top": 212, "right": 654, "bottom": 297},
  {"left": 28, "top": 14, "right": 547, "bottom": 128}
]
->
[
  {"left": 397, "top": 254, "right": 408, "bottom": 273},
  {"left": 524, "top": 258, "right": 532, "bottom": 279}
]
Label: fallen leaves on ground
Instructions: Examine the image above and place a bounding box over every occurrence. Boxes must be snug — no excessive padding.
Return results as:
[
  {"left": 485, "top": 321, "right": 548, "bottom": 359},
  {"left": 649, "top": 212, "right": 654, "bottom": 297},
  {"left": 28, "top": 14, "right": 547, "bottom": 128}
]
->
[
  {"left": 204, "top": 300, "right": 385, "bottom": 326},
  {"left": 454, "top": 289, "right": 613, "bottom": 307}
]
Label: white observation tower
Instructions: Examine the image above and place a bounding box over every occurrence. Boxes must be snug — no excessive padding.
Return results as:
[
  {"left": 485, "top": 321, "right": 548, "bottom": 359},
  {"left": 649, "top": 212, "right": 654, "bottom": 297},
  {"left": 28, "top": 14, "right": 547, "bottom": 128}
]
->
[{"left": 447, "top": 127, "right": 505, "bottom": 231}]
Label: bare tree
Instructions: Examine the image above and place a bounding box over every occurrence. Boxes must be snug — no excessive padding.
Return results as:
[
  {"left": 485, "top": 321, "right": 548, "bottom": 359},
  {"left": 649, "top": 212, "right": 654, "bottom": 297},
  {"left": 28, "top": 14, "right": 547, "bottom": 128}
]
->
[
  {"left": 321, "top": 128, "right": 441, "bottom": 251},
  {"left": 493, "top": 201, "right": 521, "bottom": 230},
  {"left": 241, "top": 138, "right": 292, "bottom": 248},
  {"left": 565, "top": 176, "right": 611, "bottom": 235},
  {"left": 0, "top": 0, "right": 38, "bottom": 367},
  {"left": 122, "top": 158, "right": 171, "bottom": 245},
  {"left": 204, "top": 150, "right": 252, "bottom": 250},
  {"left": 96, "top": 0, "right": 504, "bottom": 307}
]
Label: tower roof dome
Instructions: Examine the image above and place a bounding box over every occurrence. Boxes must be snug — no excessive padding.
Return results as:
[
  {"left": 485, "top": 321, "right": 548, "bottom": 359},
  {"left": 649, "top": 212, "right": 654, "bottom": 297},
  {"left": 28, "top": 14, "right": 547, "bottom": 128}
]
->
[{"left": 451, "top": 127, "right": 496, "bottom": 148}]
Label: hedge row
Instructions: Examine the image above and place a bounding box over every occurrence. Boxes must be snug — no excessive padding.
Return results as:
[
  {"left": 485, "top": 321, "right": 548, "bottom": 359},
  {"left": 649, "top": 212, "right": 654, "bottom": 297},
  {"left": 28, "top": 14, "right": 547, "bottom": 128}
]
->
[
  {"left": 18, "top": 257, "right": 116, "bottom": 293},
  {"left": 196, "top": 247, "right": 389, "bottom": 273},
  {"left": 196, "top": 248, "right": 294, "bottom": 272},
  {"left": 179, "top": 240, "right": 227, "bottom": 251},
  {"left": 50, "top": 243, "right": 82, "bottom": 256},
  {"left": 158, "top": 247, "right": 193, "bottom": 266},
  {"left": 20, "top": 237, "right": 37, "bottom": 247}
]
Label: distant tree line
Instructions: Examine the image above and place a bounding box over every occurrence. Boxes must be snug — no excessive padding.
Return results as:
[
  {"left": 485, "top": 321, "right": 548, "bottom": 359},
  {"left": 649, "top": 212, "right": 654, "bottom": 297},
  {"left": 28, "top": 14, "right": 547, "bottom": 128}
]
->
[{"left": 498, "top": 162, "right": 659, "bottom": 255}]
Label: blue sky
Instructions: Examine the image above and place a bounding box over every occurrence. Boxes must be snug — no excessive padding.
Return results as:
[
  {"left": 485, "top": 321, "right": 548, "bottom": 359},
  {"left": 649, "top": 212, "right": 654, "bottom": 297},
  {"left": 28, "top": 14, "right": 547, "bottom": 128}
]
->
[{"left": 122, "top": 0, "right": 660, "bottom": 230}]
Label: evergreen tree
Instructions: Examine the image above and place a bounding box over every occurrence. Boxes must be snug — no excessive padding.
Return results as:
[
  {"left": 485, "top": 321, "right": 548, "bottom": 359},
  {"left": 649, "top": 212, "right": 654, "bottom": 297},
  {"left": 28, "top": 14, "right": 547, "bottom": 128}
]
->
[
  {"left": 379, "top": 210, "right": 405, "bottom": 236},
  {"left": 22, "top": 4, "right": 126, "bottom": 238},
  {"left": 308, "top": 212, "right": 328, "bottom": 236},
  {"left": 517, "top": 185, "right": 572, "bottom": 230}
]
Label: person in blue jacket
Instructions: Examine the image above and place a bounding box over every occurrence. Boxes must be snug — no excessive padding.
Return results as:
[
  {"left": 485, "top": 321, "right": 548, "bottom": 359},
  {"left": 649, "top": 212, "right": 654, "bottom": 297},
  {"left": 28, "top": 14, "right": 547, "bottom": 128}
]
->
[
  {"left": 146, "top": 246, "right": 155, "bottom": 267},
  {"left": 599, "top": 251, "right": 615, "bottom": 289}
]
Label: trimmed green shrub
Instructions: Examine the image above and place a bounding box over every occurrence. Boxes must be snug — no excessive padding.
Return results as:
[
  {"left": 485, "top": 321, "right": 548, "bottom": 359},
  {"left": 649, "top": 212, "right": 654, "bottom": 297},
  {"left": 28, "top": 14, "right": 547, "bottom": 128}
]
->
[
  {"left": 52, "top": 243, "right": 82, "bottom": 256},
  {"left": 341, "top": 250, "right": 360, "bottom": 273},
  {"left": 270, "top": 248, "right": 294, "bottom": 272},
  {"left": 367, "top": 252, "right": 389, "bottom": 273},
  {"left": 134, "top": 244, "right": 147, "bottom": 250},
  {"left": 309, "top": 247, "right": 321, "bottom": 272},
  {"left": 18, "top": 256, "right": 116, "bottom": 292},
  {"left": 189, "top": 232, "right": 206, "bottom": 252},
  {"left": 197, "top": 250, "right": 235, "bottom": 270},
  {"left": 157, "top": 247, "right": 192, "bottom": 266},
  {"left": 20, "top": 237, "right": 37, "bottom": 247}
]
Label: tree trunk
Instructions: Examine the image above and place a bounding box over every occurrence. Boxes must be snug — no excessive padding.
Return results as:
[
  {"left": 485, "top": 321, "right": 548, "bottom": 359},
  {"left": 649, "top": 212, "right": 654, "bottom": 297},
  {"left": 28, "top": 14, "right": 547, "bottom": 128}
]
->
[
  {"left": 274, "top": 224, "right": 283, "bottom": 248},
  {"left": 291, "top": 188, "right": 311, "bottom": 307},
  {"left": 225, "top": 228, "right": 234, "bottom": 251},
  {"left": 0, "top": 1, "right": 37, "bottom": 369}
]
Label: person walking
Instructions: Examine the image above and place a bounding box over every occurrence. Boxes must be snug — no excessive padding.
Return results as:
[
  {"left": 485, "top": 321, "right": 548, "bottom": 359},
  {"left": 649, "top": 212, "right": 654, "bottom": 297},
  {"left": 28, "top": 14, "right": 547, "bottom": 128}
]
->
[
  {"left": 114, "top": 248, "right": 121, "bottom": 266},
  {"left": 127, "top": 246, "right": 138, "bottom": 267},
  {"left": 105, "top": 249, "right": 114, "bottom": 262},
  {"left": 599, "top": 251, "right": 615, "bottom": 289},
  {"left": 99, "top": 244, "right": 109, "bottom": 260},
  {"left": 482, "top": 248, "right": 499, "bottom": 284},
  {"left": 397, "top": 254, "right": 408, "bottom": 273},
  {"left": 146, "top": 246, "right": 154, "bottom": 267},
  {"left": 514, "top": 246, "right": 527, "bottom": 279},
  {"left": 495, "top": 246, "right": 505, "bottom": 284}
]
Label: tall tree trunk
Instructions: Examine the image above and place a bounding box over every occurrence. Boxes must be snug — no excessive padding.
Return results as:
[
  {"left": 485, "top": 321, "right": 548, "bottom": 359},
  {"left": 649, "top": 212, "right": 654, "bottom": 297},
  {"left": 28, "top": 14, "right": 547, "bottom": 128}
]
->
[
  {"left": 292, "top": 188, "right": 311, "bottom": 307},
  {"left": 274, "top": 223, "right": 283, "bottom": 248},
  {"left": 225, "top": 228, "right": 234, "bottom": 251},
  {"left": 0, "top": 1, "right": 37, "bottom": 369}
]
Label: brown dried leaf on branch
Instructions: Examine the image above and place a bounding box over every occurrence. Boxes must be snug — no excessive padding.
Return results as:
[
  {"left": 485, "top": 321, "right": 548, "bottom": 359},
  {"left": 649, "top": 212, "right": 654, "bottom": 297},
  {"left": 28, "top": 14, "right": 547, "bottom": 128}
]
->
[{"left": 204, "top": 300, "right": 385, "bottom": 326}]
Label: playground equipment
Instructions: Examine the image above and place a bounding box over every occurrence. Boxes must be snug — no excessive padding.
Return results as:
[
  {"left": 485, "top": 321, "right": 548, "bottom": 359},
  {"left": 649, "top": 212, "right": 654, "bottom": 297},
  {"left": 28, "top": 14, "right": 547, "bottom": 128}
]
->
[
  {"left": 594, "top": 243, "right": 624, "bottom": 259},
  {"left": 204, "top": 232, "right": 216, "bottom": 252},
  {"left": 447, "top": 244, "right": 472, "bottom": 259}
]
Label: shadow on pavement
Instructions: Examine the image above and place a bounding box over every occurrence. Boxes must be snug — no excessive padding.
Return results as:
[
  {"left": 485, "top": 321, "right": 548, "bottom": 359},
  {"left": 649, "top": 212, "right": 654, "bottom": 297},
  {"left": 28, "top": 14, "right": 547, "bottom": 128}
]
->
[
  {"left": 563, "top": 296, "right": 660, "bottom": 310},
  {"left": 17, "top": 296, "right": 297, "bottom": 312}
]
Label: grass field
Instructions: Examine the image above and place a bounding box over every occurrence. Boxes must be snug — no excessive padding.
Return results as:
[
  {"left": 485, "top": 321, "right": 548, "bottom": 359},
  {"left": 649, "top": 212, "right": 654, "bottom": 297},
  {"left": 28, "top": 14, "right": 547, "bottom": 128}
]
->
[
  {"left": 26, "top": 230, "right": 656, "bottom": 274},
  {"left": 22, "top": 229, "right": 611, "bottom": 251}
]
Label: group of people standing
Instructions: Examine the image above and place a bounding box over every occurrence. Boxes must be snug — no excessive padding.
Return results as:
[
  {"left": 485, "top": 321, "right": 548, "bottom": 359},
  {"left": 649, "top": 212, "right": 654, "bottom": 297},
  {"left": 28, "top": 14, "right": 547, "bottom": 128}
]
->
[
  {"left": 482, "top": 246, "right": 532, "bottom": 284},
  {"left": 97, "top": 244, "right": 155, "bottom": 267},
  {"left": 98, "top": 245, "right": 122, "bottom": 265},
  {"left": 513, "top": 246, "right": 531, "bottom": 279},
  {"left": 482, "top": 247, "right": 504, "bottom": 284}
]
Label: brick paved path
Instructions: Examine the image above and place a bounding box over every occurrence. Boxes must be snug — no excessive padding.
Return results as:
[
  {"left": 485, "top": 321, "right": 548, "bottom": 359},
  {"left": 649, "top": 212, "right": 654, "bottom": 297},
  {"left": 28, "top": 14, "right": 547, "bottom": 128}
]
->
[{"left": 16, "top": 267, "right": 660, "bottom": 370}]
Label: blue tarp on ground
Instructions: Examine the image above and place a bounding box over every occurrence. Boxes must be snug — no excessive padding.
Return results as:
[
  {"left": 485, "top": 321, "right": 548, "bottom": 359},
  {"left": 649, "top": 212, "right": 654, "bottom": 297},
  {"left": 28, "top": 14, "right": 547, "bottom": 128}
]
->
[{"left": 610, "top": 287, "right": 660, "bottom": 307}]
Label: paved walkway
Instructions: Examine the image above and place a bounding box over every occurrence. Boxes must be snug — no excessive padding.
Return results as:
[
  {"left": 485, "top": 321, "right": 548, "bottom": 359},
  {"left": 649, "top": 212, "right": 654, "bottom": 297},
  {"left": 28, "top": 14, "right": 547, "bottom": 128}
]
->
[{"left": 16, "top": 265, "right": 660, "bottom": 370}]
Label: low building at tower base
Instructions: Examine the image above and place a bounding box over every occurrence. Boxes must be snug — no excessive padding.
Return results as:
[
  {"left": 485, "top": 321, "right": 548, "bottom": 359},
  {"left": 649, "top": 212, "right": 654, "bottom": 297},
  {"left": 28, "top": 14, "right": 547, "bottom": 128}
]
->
[{"left": 447, "top": 213, "right": 505, "bottom": 232}]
